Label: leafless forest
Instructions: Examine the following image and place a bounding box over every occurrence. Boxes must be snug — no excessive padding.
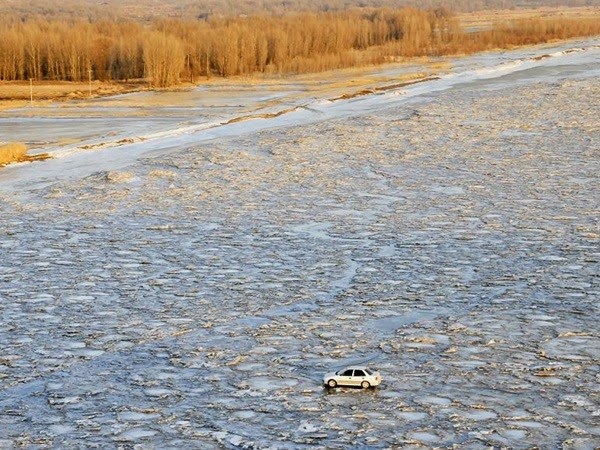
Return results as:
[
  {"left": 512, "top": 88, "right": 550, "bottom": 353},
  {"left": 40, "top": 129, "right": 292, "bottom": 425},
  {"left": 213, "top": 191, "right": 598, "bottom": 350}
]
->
[{"left": 0, "top": 1, "right": 599, "bottom": 87}]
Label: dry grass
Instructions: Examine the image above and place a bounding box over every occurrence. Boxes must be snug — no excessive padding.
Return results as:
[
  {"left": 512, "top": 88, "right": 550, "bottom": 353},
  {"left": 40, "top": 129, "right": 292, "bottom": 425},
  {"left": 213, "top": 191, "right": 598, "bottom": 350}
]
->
[
  {"left": 0, "top": 142, "right": 51, "bottom": 166},
  {"left": 0, "top": 143, "right": 27, "bottom": 165}
]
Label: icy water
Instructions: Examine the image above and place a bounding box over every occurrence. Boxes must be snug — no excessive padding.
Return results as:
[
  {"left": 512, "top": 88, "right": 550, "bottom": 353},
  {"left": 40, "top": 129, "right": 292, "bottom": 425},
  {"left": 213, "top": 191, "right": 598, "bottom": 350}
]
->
[{"left": 0, "top": 39, "right": 599, "bottom": 448}]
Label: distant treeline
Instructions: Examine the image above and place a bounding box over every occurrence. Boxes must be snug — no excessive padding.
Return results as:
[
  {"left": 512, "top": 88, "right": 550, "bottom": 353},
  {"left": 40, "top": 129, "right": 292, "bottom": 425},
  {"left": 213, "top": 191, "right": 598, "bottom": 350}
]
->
[
  {"left": 2, "top": 0, "right": 596, "bottom": 21},
  {"left": 1, "top": 8, "right": 599, "bottom": 87}
]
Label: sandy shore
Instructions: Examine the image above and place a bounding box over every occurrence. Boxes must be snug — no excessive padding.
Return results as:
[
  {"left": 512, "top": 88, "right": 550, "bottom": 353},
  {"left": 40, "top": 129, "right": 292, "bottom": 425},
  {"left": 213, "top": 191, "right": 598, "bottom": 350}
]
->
[{"left": 0, "top": 63, "right": 441, "bottom": 113}]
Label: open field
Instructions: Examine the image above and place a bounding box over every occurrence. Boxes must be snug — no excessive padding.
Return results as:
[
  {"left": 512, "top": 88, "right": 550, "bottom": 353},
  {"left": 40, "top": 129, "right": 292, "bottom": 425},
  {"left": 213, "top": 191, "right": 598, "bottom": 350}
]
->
[
  {"left": 0, "top": 38, "right": 598, "bottom": 448},
  {"left": 460, "top": 6, "right": 600, "bottom": 30}
]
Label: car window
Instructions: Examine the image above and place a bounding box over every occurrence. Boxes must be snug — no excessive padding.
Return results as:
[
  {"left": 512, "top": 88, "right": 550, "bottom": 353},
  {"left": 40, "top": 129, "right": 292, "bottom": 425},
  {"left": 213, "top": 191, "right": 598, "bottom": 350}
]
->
[
  {"left": 354, "top": 370, "right": 365, "bottom": 377},
  {"left": 365, "top": 368, "right": 373, "bottom": 375},
  {"left": 342, "top": 369, "right": 353, "bottom": 376}
]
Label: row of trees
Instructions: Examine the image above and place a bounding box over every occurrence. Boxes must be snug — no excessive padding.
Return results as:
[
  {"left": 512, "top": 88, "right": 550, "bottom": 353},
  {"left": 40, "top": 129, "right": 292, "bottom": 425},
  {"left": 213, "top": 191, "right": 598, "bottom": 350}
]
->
[
  {"left": 0, "top": 8, "right": 462, "bottom": 86},
  {"left": 1, "top": 8, "right": 599, "bottom": 87}
]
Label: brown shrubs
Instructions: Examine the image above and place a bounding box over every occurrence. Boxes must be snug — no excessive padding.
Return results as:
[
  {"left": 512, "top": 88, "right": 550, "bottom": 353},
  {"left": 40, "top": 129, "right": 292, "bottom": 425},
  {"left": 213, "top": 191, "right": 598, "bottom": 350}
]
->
[
  {"left": 0, "top": 143, "right": 27, "bottom": 165},
  {"left": 0, "top": 142, "right": 51, "bottom": 166}
]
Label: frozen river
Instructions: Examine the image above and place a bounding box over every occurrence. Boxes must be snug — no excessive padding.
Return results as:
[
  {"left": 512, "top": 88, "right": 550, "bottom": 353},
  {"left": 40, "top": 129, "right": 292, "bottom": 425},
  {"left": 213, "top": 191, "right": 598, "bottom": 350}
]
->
[{"left": 0, "top": 38, "right": 599, "bottom": 448}]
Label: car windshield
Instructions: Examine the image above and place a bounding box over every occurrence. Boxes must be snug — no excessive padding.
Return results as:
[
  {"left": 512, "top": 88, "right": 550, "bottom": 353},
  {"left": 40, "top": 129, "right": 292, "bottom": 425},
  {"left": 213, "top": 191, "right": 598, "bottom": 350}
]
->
[{"left": 364, "top": 368, "right": 373, "bottom": 375}]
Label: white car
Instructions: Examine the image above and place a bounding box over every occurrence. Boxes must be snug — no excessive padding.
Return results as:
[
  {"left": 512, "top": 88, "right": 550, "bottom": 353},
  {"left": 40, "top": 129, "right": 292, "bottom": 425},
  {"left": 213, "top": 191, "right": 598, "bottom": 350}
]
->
[{"left": 323, "top": 366, "right": 382, "bottom": 388}]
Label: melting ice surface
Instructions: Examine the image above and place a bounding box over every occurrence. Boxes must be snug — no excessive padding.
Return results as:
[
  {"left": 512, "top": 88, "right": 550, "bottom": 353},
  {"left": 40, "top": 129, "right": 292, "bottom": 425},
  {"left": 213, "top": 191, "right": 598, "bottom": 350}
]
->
[
  {"left": 0, "top": 37, "right": 599, "bottom": 448},
  {"left": 0, "top": 38, "right": 599, "bottom": 191}
]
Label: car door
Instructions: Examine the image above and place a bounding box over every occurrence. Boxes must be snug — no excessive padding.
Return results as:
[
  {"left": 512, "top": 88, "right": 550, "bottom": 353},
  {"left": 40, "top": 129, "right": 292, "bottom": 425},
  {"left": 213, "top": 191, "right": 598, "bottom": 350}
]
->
[
  {"left": 353, "top": 369, "right": 366, "bottom": 386},
  {"left": 339, "top": 369, "right": 354, "bottom": 386}
]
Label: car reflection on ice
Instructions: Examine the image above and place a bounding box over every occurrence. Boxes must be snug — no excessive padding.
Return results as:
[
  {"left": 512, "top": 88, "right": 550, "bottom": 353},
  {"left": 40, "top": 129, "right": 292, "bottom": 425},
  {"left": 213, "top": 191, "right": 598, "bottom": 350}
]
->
[{"left": 323, "top": 366, "right": 382, "bottom": 389}]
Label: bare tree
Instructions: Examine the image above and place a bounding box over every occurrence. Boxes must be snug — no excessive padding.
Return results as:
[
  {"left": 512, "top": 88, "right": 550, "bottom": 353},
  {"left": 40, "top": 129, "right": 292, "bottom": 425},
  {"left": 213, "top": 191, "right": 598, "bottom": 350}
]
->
[{"left": 143, "top": 31, "right": 185, "bottom": 87}]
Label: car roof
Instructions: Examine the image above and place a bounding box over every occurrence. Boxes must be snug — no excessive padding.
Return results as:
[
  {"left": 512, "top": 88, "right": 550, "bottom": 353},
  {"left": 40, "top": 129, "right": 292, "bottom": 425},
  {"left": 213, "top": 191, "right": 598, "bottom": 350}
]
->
[{"left": 343, "top": 366, "right": 372, "bottom": 370}]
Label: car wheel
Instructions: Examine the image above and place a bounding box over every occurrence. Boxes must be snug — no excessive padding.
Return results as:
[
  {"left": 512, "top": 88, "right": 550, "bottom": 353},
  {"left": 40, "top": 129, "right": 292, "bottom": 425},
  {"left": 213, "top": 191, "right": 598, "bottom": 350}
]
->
[
  {"left": 361, "top": 381, "right": 370, "bottom": 389},
  {"left": 327, "top": 379, "right": 337, "bottom": 388}
]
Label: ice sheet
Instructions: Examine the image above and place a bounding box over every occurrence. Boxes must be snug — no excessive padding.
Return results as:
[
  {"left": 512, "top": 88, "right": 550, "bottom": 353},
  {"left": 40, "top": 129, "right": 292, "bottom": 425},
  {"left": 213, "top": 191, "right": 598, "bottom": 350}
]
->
[{"left": 0, "top": 38, "right": 599, "bottom": 448}]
